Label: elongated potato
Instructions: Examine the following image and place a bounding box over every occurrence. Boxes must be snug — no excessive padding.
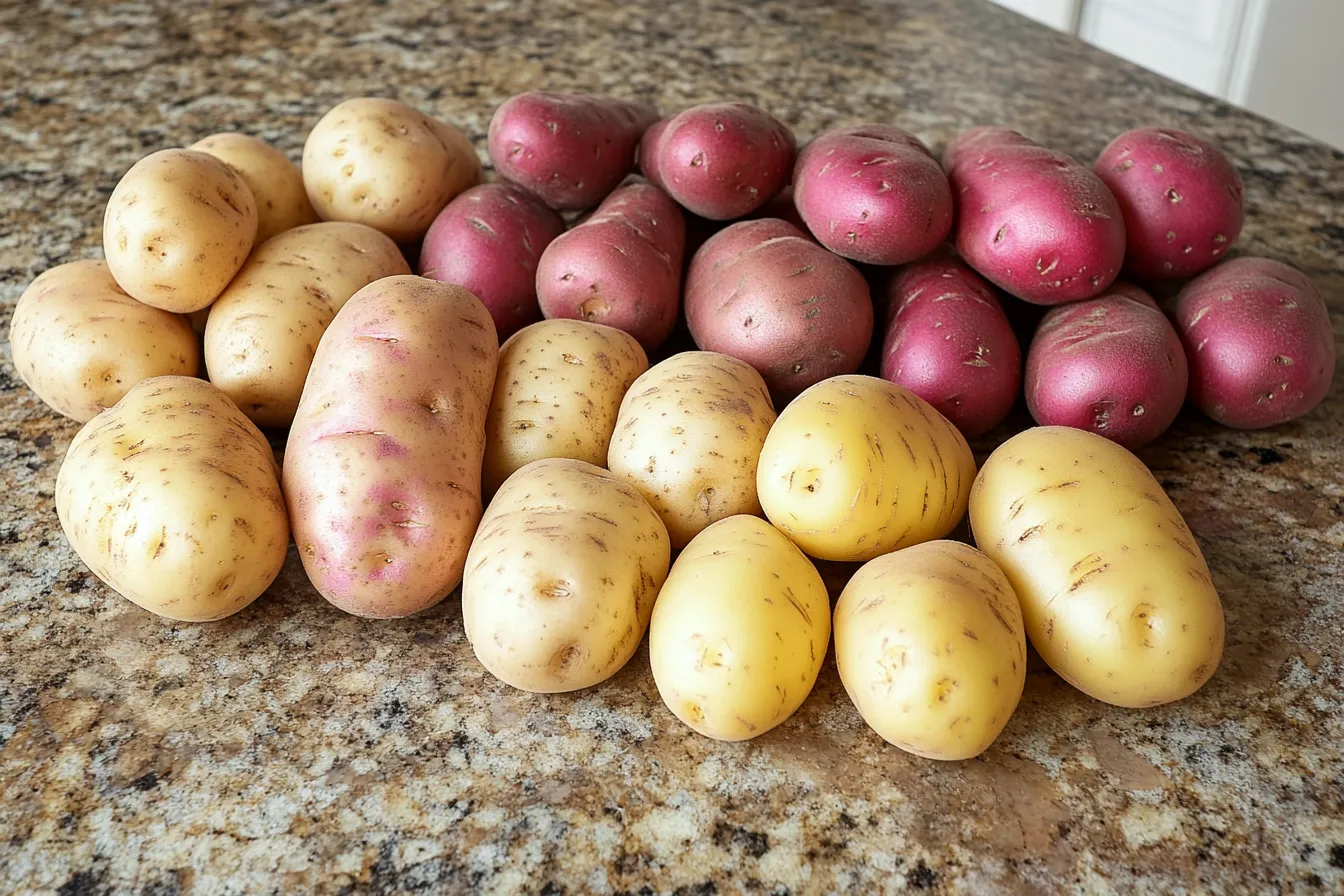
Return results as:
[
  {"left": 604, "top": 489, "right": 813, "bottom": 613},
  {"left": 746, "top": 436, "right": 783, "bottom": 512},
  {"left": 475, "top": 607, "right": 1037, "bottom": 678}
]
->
[
  {"left": 190, "top": 132, "right": 318, "bottom": 245},
  {"left": 969, "top": 426, "right": 1225, "bottom": 707}
]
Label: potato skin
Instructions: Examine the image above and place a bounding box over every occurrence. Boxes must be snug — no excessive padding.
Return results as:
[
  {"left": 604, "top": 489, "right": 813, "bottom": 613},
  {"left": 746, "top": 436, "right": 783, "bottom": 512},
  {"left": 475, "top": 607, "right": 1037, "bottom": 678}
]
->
[
  {"left": 835, "top": 541, "right": 1026, "bottom": 760},
  {"left": 463, "top": 459, "right": 671, "bottom": 693},
  {"left": 55, "top": 376, "right": 288, "bottom": 622},
  {"left": 10, "top": 260, "right": 199, "bottom": 423},
  {"left": 607, "top": 351, "right": 776, "bottom": 549},
  {"left": 283, "top": 275, "right": 498, "bottom": 618},
  {"left": 190, "top": 132, "right": 318, "bottom": 245},
  {"left": 650, "top": 514, "right": 830, "bottom": 741},
  {"left": 483, "top": 319, "right": 648, "bottom": 495},
  {"left": 757, "top": 375, "right": 975, "bottom": 562},
  {"left": 969, "top": 426, "right": 1225, "bottom": 707},
  {"left": 102, "top": 148, "right": 258, "bottom": 313}
]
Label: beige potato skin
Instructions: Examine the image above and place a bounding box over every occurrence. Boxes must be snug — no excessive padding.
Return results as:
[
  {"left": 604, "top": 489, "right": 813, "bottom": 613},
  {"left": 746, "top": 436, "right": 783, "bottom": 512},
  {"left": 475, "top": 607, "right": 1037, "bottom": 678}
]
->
[
  {"left": 102, "top": 148, "right": 258, "bottom": 312},
  {"left": 191, "top": 132, "right": 318, "bottom": 245},
  {"left": 757, "top": 375, "right": 975, "bottom": 562},
  {"left": 55, "top": 376, "right": 288, "bottom": 622},
  {"left": 302, "top": 97, "right": 483, "bottom": 243},
  {"left": 834, "top": 541, "right": 1026, "bottom": 760},
  {"left": 608, "top": 352, "right": 776, "bottom": 549},
  {"left": 463, "top": 458, "right": 671, "bottom": 693},
  {"left": 10, "top": 260, "right": 199, "bottom": 422},
  {"left": 969, "top": 426, "right": 1225, "bottom": 707},
  {"left": 204, "top": 222, "right": 410, "bottom": 427}
]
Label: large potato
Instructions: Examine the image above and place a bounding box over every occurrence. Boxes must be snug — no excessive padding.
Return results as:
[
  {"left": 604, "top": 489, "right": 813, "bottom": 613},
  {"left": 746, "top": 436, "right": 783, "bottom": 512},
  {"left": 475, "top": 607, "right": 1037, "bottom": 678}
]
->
[
  {"left": 55, "top": 376, "right": 288, "bottom": 622},
  {"left": 102, "top": 148, "right": 258, "bottom": 312},
  {"left": 969, "top": 426, "right": 1225, "bottom": 707},
  {"left": 191, "top": 132, "right": 318, "bottom": 245},
  {"left": 608, "top": 351, "right": 776, "bottom": 549},
  {"left": 10, "top": 259, "right": 199, "bottom": 422},
  {"left": 757, "top": 375, "right": 975, "bottom": 562},
  {"left": 483, "top": 320, "right": 648, "bottom": 496},
  {"left": 463, "top": 459, "right": 671, "bottom": 693}
]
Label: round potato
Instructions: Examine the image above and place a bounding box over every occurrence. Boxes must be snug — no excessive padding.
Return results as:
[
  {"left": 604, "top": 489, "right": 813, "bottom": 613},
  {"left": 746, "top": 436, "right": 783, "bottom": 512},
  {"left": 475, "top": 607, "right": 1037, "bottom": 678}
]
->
[
  {"left": 10, "top": 259, "right": 199, "bottom": 422},
  {"left": 834, "top": 540, "right": 1026, "bottom": 760},
  {"left": 191, "top": 132, "right": 318, "bottom": 245},
  {"left": 55, "top": 376, "right": 288, "bottom": 622},
  {"left": 102, "top": 148, "right": 258, "bottom": 312},
  {"left": 463, "top": 458, "right": 671, "bottom": 693}
]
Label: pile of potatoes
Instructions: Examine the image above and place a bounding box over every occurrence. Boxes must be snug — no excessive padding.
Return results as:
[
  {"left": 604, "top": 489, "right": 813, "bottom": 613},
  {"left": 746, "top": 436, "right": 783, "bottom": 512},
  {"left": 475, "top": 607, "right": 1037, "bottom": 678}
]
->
[{"left": 10, "top": 89, "right": 1335, "bottom": 761}]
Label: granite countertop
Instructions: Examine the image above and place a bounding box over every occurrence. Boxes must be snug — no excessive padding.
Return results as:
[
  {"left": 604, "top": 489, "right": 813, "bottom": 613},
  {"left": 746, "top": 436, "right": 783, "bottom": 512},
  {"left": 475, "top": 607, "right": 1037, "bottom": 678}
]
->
[{"left": 2, "top": 0, "right": 1343, "bottom": 892}]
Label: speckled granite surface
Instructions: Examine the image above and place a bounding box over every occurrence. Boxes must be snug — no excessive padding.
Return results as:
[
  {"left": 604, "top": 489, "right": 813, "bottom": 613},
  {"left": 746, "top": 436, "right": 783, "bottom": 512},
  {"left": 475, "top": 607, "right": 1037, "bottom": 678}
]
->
[{"left": 2, "top": 0, "right": 1343, "bottom": 893}]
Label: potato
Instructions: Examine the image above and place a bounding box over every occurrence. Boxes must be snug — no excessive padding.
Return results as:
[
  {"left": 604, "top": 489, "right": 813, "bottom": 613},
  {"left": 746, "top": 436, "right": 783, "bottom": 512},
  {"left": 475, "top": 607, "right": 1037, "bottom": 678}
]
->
[
  {"left": 969, "top": 426, "right": 1225, "bottom": 707},
  {"left": 10, "top": 260, "right": 199, "bottom": 423},
  {"left": 834, "top": 541, "right": 1026, "bottom": 760},
  {"left": 190, "top": 132, "right": 318, "bottom": 245},
  {"left": 302, "top": 97, "right": 482, "bottom": 243},
  {"left": 943, "top": 127, "right": 1125, "bottom": 305},
  {"left": 483, "top": 319, "right": 648, "bottom": 496},
  {"left": 55, "top": 376, "right": 288, "bottom": 622},
  {"left": 650, "top": 514, "right": 829, "bottom": 741},
  {"left": 283, "top": 275, "right": 498, "bottom": 618},
  {"left": 757, "top": 374, "right": 975, "bottom": 562},
  {"left": 463, "top": 459, "right": 671, "bottom": 692},
  {"left": 102, "top": 148, "right": 258, "bottom": 313},
  {"left": 1172, "top": 257, "right": 1335, "bottom": 429},
  {"left": 204, "top": 222, "right": 410, "bottom": 428}
]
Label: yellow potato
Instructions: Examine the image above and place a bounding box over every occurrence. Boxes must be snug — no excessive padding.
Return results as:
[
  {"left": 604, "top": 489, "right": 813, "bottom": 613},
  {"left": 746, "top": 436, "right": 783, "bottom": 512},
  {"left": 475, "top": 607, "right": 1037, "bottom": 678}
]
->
[
  {"left": 756, "top": 374, "right": 975, "bottom": 562},
  {"left": 9, "top": 260, "right": 198, "bottom": 423},
  {"left": 608, "top": 352, "right": 776, "bottom": 549},
  {"left": 102, "top": 148, "right": 258, "bottom": 312},
  {"left": 55, "top": 376, "right": 288, "bottom": 622},
  {"left": 650, "top": 514, "right": 830, "bottom": 741},
  {"left": 463, "top": 458, "right": 671, "bottom": 693},
  {"left": 834, "top": 540, "right": 1026, "bottom": 760},
  {"left": 204, "top": 222, "right": 410, "bottom": 427},
  {"left": 483, "top": 320, "right": 648, "bottom": 496},
  {"left": 302, "top": 97, "right": 482, "bottom": 243},
  {"left": 969, "top": 426, "right": 1224, "bottom": 707},
  {"left": 190, "top": 132, "right": 318, "bottom": 245}
]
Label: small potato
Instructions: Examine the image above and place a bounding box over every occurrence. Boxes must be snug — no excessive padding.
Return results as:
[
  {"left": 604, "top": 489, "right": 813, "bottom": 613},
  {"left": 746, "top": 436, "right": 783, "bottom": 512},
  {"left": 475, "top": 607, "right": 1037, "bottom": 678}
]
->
[
  {"left": 757, "top": 375, "right": 975, "bottom": 562},
  {"left": 463, "top": 459, "right": 671, "bottom": 693},
  {"left": 970, "top": 426, "right": 1225, "bottom": 707},
  {"left": 608, "top": 352, "right": 776, "bottom": 549},
  {"left": 835, "top": 541, "right": 1026, "bottom": 760},
  {"left": 55, "top": 376, "right": 288, "bottom": 621},
  {"left": 650, "top": 514, "right": 830, "bottom": 741},
  {"left": 190, "top": 132, "right": 318, "bottom": 245},
  {"left": 483, "top": 319, "right": 648, "bottom": 495},
  {"left": 102, "top": 148, "right": 258, "bottom": 312},
  {"left": 10, "top": 260, "right": 199, "bottom": 422},
  {"left": 302, "top": 97, "right": 482, "bottom": 243}
]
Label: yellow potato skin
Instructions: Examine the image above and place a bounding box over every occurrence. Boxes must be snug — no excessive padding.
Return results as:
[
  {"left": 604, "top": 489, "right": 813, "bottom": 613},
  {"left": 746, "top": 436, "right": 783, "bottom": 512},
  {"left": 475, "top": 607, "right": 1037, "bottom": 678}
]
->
[
  {"left": 608, "top": 352, "right": 776, "bottom": 549},
  {"left": 650, "top": 514, "right": 830, "bottom": 741},
  {"left": 756, "top": 375, "right": 975, "bottom": 562},
  {"left": 190, "top": 132, "right": 318, "bottom": 245},
  {"left": 483, "top": 320, "right": 648, "bottom": 496},
  {"left": 969, "top": 426, "right": 1225, "bottom": 707},
  {"left": 55, "top": 376, "right": 288, "bottom": 622},
  {"left": 463, "top": 458, "right": 671, "bottom": 693},
  {"left": 834, "top": 541, "right": 1026, "bottom": 760}
]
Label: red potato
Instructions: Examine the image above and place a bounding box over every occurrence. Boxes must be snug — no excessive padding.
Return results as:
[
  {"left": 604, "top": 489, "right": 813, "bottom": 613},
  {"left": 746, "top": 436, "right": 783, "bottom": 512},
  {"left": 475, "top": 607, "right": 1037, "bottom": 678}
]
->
[
  {"left": 749, "top": 184, "right": 806, "bottom": 232},
  {"left": 881, "top": 253, "right": 1021, "bottom": 437},
  {"left": 419, "top": 183, "right": 567, "bottom": 341},
  {"left": 944, "top": 126, "right": 1125, "bottom": 305},
  {"left": 1095, "top": 127, "right": 1244, "bottom": 280},
  {"left": 794, "top": 125, "right": 953, "bottom": 265},
  {"left": 1172, "top": 257, "right": 1335, "bottom": 429},
  {"left": 535, "top": 181, "right": 685, "bottom": 351},
  {"left": 488, "top": 92, "right": 658, "bottom": 210}
]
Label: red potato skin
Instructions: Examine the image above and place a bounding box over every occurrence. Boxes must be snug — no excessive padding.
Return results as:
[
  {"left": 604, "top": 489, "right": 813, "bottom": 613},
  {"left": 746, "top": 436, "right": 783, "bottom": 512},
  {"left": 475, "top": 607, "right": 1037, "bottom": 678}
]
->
[
  {"left": 488, "top": 92, "right": 658, "bottom": 210},
  {"left": 1095, "top": 127, "right": 1245, "bottom": 280},
  {"left": 944, "top": 127, "right": 1126, "bottom": 305},
  {"left": 1172, "top": 257, "right": 1335, "bottom": 429},
  {"left": 749, "top": 184, "right": 806, "bottom": 232},
  {"left": 418, "top": 183, "right": 566, "bottom": 341},
  {"left": 794, "top": 125, "right": 953, "bottom": 265}
]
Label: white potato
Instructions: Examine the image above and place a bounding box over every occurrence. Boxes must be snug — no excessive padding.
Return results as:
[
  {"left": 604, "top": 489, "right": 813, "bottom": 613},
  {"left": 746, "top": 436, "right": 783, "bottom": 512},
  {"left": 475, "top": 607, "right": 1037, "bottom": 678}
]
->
[{"left": 191, "top": 132, "right": 318, "bottom": 244}]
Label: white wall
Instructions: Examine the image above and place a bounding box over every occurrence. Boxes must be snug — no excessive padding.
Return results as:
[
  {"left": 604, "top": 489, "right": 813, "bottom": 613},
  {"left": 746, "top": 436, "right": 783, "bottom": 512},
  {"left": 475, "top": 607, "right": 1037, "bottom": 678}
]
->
[{"left": 1237, "top": 0, "right": 1344, "bottom": 150}]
